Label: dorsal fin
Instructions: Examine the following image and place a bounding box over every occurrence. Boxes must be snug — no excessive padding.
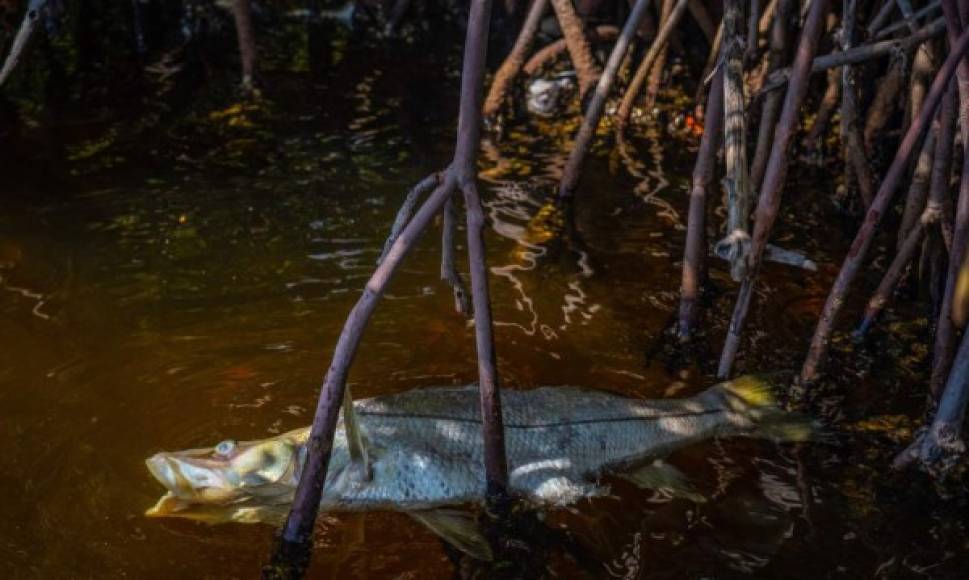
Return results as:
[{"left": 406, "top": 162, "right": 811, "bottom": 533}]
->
[{"left": 342, "top": 386, "right": 372, "bottom": 481}]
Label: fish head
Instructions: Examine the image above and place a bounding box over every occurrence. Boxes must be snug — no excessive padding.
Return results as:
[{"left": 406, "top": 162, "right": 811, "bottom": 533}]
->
[{"left": 145, "top": 429, "right": 308, "bottom": 523}]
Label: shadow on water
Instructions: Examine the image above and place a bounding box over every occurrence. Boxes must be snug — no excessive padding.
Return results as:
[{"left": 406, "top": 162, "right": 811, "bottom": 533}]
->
[{"left": 1, "top": 9, "right": 969, "bottom": 580}]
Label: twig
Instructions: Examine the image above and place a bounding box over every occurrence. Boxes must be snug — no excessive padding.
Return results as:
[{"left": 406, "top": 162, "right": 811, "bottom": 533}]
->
[{"left": 875, "top": 0, "right": 941, "bottom": 40}]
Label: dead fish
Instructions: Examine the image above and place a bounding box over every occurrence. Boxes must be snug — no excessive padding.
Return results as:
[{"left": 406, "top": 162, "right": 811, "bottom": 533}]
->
[
  {"left": 145, "top": 377, "right": 810, "bottom": 560},
  {"left": 526, "top": 70, "right": 576, "bottom": 117}
]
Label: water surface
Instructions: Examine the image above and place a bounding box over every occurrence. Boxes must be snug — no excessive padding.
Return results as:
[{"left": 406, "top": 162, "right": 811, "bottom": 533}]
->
[{"left": 1, "top": 24, "right": 968, "bottom": 579}]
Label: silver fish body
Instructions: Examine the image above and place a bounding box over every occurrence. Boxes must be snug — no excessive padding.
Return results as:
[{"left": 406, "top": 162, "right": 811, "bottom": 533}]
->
[{"left": 146, "top": 378, "right": 794, "bottom": 520}]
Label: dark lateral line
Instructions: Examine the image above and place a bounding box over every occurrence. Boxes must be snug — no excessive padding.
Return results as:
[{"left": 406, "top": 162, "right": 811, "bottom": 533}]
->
[{"left": 357, "top": 408, "right": 723, "bottom": 429}]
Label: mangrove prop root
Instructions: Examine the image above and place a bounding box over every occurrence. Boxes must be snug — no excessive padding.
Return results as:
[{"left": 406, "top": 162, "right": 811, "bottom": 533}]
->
[
  {"left": 757, "top": 17, "right": 945, "bottom": 97},
  {"left": 876, "top": 1, "right": 943, "bottom": 41},
  {"left": 482, "top": 0, "right": 549, "bottom": 122},
  {"left": 677, "top": 68, "right": 725, "bottom": 342},
  {"left": 556, "top": 0, "right": 653, "bottom": 199},
  {"left": 841, "top": 0, "right": 874, "bottom": 211},
  {"left": 897, "top": 130, "right": 936, "bottom": 248},
  {"left": 269, "top": 0, "right": 508, "bottom": 574},
  {"left": 0, "top": 0, "right": 47, "bottom": 87},
  {"left": 460, "top": 177, "right": 510, "bottom": 499},
  {"left": 385, "top": 0, "right": 412, "bottom": 36},
  {"left": 442, "top": 196, "right": 473, "bottom": 317},
  {"left": 928, "top": 0, "right": 969, "bottom": 400},
  {"left": 745, "top": 0, "right": 761, "bottom": 68},
  {"left": 801, "top": 12, "right": 841, "bottom": 155},
  {"left": 232, "top": 0, "right": 257, "bottom": 90},
  {"left": 695, "top": 21, "right": 722, "bottom": 116},
  {"left": 687, "top": 0, "right": 717, "bottom": 42},
  {"left": 521, "top": 25, "right": 619, "bottom": 77},
  {"left": 717, "top": 0, "right": 753, "bottom": 283},
  {"left": 642, "top": 0, "right": 676, "bottom": 114},
  {"left": 615, "top": 0, "right": 689, "bottom": 132},
  {"left": 863, "top": 58, "right": 905, "bottom": 152},
  {"left": 717, "top": 0, "right": 831, "bottom": 380},
  {"left": 549, "top": 0, "right": 601, "bottom": 99},
  {"left": 799, "top": 24, "right": 969, "bottom": 387},
  {"left": 750, "top": 0, "right": 795, "bottom": 190},
  {"left": 856, "top": 85, "right": 956, "bottom": 338},
  {"left": 894, "top": 327, "right": 969, "bottom": 475},
  {"left": 378, "top": 172, "right": 443, "bottom": 264}
]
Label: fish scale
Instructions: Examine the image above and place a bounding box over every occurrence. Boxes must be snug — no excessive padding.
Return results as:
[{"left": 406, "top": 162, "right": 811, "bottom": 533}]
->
[{"left": 145, "top": 377, "right": 806, "bottom": 560}]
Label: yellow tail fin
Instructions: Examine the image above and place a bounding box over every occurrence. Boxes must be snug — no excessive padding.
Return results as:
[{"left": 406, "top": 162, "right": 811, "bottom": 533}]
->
[{"left": 720, "top": 375, "right": 814, "bottom": 442}]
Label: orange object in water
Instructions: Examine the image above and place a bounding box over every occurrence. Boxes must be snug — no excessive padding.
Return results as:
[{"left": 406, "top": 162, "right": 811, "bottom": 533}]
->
[{"left": 684, "top": 114, "right": 703, "bottom": 136}]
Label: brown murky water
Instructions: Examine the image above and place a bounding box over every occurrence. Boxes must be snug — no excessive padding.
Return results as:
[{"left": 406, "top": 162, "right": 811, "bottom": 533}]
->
[{"left": 1, "top": 21, "right": 968, "bottom": 580}]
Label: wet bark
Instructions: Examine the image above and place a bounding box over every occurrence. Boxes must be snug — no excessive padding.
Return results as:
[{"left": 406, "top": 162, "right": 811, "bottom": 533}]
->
[
  {"left": 840, "top": 0, "right": 874, "bottom": 211},
  {"left": 750, "top": 0, "right": 795, "bottom": 191},
  {"left": 522, "top": 25, "right": 618, "bottom": 76},
  {"left": 799, "top": 25, "right": 969, "bottom": 387},
  {"left": 717, "top": 0, "right": 831, "bottom": 379},
  {"left": 863, "top": 58, "right": 905, "bottom": 152},
  {"left": 757, "top": 17, "right": 945, "bottom": 97},
  {"left": 856, "top": 85, "right": 956, "bottom": 337},
  {"left": 556, "top": 0, "right": 654, "bottom": 198},
  {"left": 677, "top": 69, "right": 725, "bottom": 341},
  {"left": 231, "top": 0, "right": 256, "bottom": 90},
  {"left": 0, "top": 0, "right": 46, "bottom": 87},
  {"left": 482, "top": 0, "right": 549, "bottom": 123},
  {"left": 642, "top": 0, "right": 676, "bottom": 113},
  {"left": 266, "top": 0, "right": 507, "bottom": 575},
  {"left": 928, "top": 0, "right": 969, "bottom": 399},
  {"left": 716, "top": 0, "right": 752, "bottom": 282},
  {"left": 615, "top": 0, "right": 689, "bottom": 132},
  {"left": 549, "top": 0, "right": 601, "bottom": 99},
  {"left": 442, "top": 197, "right": 473, "bottom": 317}
]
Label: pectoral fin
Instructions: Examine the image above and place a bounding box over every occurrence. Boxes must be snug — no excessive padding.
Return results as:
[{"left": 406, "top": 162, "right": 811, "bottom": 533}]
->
[
  {"left": 621, "top": 460, "right": 705, "bottom": 503},
  {"left": 409, "top": 509, "right": 493, "bottom": 561},
  {"left": 342, "top": 386, "right": 372, "bottom": 481}
]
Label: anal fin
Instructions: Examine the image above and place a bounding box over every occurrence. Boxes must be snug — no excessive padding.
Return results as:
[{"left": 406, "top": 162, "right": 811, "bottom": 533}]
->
[
  {"left": 409, "top": 509, "right": 494, "bottom": 561},
  {"left": 621, "top": 460, "right": 706, "bottom": 503}
]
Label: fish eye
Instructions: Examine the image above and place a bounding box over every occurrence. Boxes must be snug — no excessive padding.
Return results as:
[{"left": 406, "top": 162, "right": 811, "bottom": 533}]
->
[{"left": 215, "top": 440, "right": 237, "bottom": 457}]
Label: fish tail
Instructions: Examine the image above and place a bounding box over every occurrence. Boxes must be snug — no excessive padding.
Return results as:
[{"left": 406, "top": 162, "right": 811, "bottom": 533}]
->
[{"left": 718, "top": 375, "right": 814, "bottom": 442}]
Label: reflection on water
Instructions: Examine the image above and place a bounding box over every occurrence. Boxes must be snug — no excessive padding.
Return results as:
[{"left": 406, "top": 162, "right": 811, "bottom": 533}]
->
[{"left": 1, "top": 26, "right": 969, "bottom": 580}]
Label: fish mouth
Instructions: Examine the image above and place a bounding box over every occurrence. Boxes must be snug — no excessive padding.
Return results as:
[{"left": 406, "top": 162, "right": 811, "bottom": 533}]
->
[
  {"left": 145, "top": 454, "right": 195, "bottom": 517},
  {"left": 146, "top": 454, "right": 179, "bottom": 493}
]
